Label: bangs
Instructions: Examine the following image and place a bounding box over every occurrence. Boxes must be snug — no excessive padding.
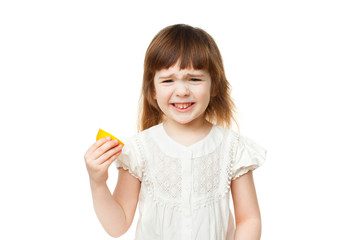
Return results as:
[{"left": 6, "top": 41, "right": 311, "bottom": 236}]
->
[{"left": 146, "top": 24, "right": 212, "bottom": 71}]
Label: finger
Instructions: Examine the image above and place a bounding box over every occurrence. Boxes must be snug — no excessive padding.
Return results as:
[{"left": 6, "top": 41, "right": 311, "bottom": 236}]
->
[
  {"left": 91, "top": 139, "right": 120, "bottom": 160},
  {"left": 85, "top": 137, "right": 111, "bottom": 156},
  {"left": 101, "top": 150, "right": 121, "bottom": 168},
  {"left": 96, "top": 144, "right": 123, "bottom": 164}
]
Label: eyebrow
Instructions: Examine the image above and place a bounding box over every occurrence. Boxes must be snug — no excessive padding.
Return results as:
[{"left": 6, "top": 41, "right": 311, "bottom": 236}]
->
[{"left": 158, "top": 73, "right": 204, "bottom": 79}]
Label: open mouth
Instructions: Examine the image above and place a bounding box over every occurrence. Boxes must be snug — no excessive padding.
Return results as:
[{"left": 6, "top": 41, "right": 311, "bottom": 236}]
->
[{"left": 172, "top": 102, "right": 194, "bottom": 110}]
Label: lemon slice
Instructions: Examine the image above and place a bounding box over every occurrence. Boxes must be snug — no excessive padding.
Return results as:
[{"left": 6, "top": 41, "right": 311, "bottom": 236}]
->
[{"left": 96, "top": 129, "right": 124, "bottom": 146}]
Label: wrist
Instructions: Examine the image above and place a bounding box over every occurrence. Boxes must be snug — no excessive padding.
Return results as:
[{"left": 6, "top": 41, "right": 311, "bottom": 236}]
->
[{"left": 89, "top": 179, "right": 108, "bottom": 189}]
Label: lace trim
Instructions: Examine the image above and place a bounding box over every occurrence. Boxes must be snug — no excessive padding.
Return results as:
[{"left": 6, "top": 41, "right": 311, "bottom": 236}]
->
[
  {"left": 231, "top": 165, "right": 258, "bottom": 181},
  {"left": 116, "top": 162, "right": 142, "bottom": 181},
  {"left": 225, "top": 131, "right": 240, "bottom": 190}
]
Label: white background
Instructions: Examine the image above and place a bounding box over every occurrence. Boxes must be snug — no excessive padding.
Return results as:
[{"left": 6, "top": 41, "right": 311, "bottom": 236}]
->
[{"left": 1, "top": 0, "right": 350, "bottom": 239}]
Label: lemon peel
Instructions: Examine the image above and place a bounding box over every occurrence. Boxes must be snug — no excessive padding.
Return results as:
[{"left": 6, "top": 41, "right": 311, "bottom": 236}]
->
[{"left": 96, "top": 129, "right": 124, "bottom": 146}]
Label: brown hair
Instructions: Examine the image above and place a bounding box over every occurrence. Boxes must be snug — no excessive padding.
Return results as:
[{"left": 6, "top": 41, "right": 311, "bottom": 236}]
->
[{"left": 138, "top": 24, "right": 239, "bottom": 131}]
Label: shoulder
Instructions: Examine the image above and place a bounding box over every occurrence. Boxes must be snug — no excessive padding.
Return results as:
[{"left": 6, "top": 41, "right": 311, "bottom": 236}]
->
[
  {"left": 211, "top": 125, "right": 240, "bottom": 145},
  {"left": 122, "top": 123, "right": 162, "bottom": 156},
  {"left": 213, "top": 125, "right": 266, "bottom": 163},
  {"left": 214, "top": 126, "right": 264, "bottom": 150},
  {"left": 126, "top": 124, "right": 161, "bottom": 144}
]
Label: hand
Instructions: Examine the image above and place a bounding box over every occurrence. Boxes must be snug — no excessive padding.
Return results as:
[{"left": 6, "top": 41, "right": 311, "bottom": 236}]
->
[{"left": 84, "top": 137, "right": 123, "bottom": 185}]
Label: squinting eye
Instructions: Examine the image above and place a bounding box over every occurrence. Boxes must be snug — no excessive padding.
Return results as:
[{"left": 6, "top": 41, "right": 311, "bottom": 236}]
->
[
  {"left": 190, "top": 78, "right": 201, "bottom": 81},
  {"left": 162, "top": 79, "right": 173, "bottom": 83}
]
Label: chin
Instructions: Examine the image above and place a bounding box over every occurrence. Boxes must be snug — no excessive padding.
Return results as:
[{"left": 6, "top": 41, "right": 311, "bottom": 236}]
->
[
  {"left": 174, "top": 117, "right": 201, "bottom": 126},
  {"left": 165, "top": 117, "right": 191, "bottom": 125}
]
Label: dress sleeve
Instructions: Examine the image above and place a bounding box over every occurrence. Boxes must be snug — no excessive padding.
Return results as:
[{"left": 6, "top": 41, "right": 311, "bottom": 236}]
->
[
  {"left": 114, "top": 137, "right": 143, "bottom": 181},
  {"left": 231, "top": 134, "right": 266, "bottom": 181}
]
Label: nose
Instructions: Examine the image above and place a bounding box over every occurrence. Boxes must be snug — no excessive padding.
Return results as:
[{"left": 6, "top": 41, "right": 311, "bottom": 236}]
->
[{"left": 175, "top": 82, "right": 190, "bottom": 96}]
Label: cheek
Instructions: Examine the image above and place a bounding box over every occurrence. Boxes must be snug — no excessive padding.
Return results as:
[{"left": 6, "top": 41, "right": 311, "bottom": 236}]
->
[
  {"left": 202, "top": 89, "right": 212, "bottom": 108},
  {"left": 154, "top": 87, "right": 170, "bottom": 103},
  {"left": 195, "top": 86, "right": 211, "bottom": 101},
  {"left": 153, "top": 85, "right": 160, "bottom": 100}
]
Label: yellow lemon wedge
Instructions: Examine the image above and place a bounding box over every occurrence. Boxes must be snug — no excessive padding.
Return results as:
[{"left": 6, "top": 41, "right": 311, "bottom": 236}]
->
[{"left": 96, "top": 129, "right": 124, "bottom": 146}]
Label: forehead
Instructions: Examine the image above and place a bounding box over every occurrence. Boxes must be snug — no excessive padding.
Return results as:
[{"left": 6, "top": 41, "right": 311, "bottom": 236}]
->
[{"left": 155, "top": 61, "right": 210, "bottom": 79}]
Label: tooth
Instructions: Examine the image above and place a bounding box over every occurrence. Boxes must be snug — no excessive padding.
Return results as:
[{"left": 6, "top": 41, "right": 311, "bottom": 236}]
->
[{"left": 175, "top": 103, "right": 191, "bottom": 109}]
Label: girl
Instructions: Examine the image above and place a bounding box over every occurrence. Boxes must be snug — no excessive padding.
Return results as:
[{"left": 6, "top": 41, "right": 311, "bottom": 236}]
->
[{"left": 84, "top": 24, "right": 266, "bottom": 240}]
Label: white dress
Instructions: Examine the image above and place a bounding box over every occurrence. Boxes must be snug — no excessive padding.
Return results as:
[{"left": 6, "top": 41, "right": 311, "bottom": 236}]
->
[{"left": 115, "top": 123, "right": 266, "bottom": 240}]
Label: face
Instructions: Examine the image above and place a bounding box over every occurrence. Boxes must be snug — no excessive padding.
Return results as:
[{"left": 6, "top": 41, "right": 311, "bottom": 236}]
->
[{"left": 153, "top": 61, "right": 212, "bottom": 127}]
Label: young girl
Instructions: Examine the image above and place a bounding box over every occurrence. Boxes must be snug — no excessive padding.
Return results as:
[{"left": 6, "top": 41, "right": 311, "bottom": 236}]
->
[{"left": 84, "top": 24, "right": 266, "bottom": 240}]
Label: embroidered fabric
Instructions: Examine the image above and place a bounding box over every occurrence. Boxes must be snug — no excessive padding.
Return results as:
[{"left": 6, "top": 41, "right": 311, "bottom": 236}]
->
[
  {"left": 114, "top": 124, "right": 266, "bottom": 240},
  {"left": 120, "top": 126, "right": 266, "bottom": 208},
  {"left": 193, "top": 149, "right": 221, "bottom": 195},
  {"left": 149, "top": 147, "right": 183, "bottom": 200},
  {"left": 116, "top": 125, "right": 265, "bottom": 208}
]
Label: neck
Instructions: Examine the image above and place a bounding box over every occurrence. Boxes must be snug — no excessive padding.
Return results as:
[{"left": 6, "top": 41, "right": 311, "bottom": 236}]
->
[{"left": 163, "top": 118, "right": 213, "bottom": 146}]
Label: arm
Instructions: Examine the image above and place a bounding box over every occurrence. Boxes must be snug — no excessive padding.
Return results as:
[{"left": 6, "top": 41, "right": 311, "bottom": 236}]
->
[
  {"left": 231, "top": 170, "right": 261, "bottom": 240},
  {"left": 90, "top": 169, "right": 140, "bottom": 237},
  {"left": 85, "top": 137, "right": 140, "bottom": 238}
]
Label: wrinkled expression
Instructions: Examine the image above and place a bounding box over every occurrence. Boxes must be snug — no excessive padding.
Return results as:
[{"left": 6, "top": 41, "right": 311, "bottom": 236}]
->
[{"left": 153, "top": 61, "right": 212, "bottom": 126}]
